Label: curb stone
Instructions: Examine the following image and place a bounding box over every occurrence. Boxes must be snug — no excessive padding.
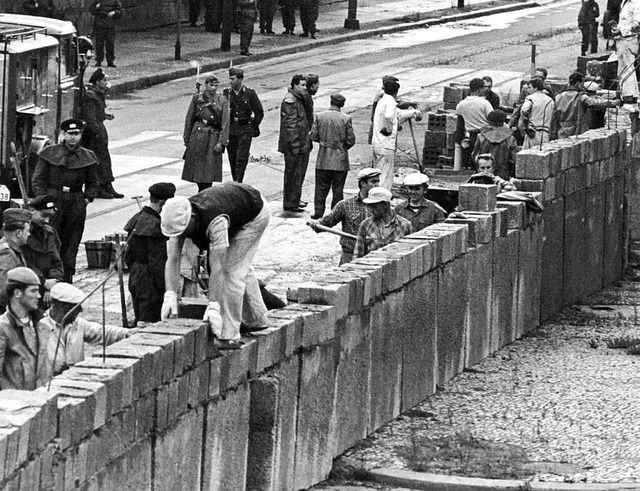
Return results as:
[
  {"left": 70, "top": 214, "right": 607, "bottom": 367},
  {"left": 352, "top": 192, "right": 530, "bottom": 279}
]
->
[
  {"left": 368, "top": 469, "right": 640, "bottom": 491},
  {"left": 109, "top": 1, "right": 538, "bottom": 96}
]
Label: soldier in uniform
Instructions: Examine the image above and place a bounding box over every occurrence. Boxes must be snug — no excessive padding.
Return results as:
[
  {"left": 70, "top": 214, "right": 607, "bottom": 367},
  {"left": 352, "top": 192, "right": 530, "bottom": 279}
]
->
[
  {"left": 225, "top": 68, "right": 265, "bottom": 183},
  {"left": 32, "top": 118, "right": 100, "bottom": 284},
  {"left": 238, "top": 0, "right": 257, "bottom": 55},
  {"left": 22, "top": 196, "right": 63, "bottom": 308},
  {"left": 0, "top": 208, "right": 32, "bottom": 309},
  {"left": 90, "top": 0, "right": 123, "bottom": 67},
  {"left": 124, "top": 182, "right": 176, "bottom": 326}
]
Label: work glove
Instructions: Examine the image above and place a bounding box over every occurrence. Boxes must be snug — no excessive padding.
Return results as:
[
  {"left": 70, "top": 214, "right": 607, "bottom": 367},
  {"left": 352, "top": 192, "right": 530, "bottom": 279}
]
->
[
  {"left": 161, "top": 291, "right": 179, "bottom": 320},
  {"left": 203, "top": 301, "right": 223, "bottom": 338}
]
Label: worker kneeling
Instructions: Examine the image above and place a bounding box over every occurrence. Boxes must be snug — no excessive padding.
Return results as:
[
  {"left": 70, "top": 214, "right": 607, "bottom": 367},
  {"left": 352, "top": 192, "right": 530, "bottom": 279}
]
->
[{"left": 160, "top": 182, "right": 270, "bottom": 350}]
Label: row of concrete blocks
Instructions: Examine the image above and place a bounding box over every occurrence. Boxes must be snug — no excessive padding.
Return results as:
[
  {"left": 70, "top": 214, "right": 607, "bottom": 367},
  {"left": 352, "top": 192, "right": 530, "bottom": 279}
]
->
[{"left": 515, "top": 128, "right": 626, "bottom": 180}]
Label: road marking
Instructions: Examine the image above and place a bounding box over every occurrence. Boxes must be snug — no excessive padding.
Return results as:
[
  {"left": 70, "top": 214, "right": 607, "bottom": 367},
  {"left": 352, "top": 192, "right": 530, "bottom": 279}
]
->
[
  {"left": 111, "top": 155, "right": 180, "bottom": 178},
  {"left": 109, "top": 130, "right": 178, "bottom": 150}
]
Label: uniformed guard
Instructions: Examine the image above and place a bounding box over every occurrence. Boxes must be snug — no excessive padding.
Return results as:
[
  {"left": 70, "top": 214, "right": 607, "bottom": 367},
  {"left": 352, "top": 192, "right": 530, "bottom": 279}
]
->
[
  {"left": 23, "top": 195, "right": 63, "bottom": 307},
  {"left": 0, "top": 208, "right": 32, "bottom": 310},
  {"left": 237, "top": 0, "right": 257, "bottom": 56},
  {"left": 224, "top": 68, "right": 265, "bottom": 183},
  {"left": 124, "top": 182, "right": 176, "bottom": 326},
  {"left": 32, "top": 118, "right": 100, "bottom": 284}
]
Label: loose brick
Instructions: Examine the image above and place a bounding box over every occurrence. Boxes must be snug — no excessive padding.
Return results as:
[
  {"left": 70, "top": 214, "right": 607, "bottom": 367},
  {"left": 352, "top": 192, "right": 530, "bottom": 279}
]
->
[
  {"left": 515, "top": 149, "right": 552, "bottom": 179},
  {"left": 458, "top": 183, "right": 497, "bottom": 212}
]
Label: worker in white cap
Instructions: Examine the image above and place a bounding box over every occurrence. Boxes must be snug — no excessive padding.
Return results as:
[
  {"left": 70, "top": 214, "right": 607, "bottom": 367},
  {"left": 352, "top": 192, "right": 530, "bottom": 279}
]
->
[
  {"left": 41, "top": 282, "right": 135, "bottom": 375},
  {"left": 395, "top": 173, "right": 447, "bottom": 232},
  {"left": 353, "top": 186, "right": 412, "bottom": 258},
  {"left": 309, "top": 167, "right": 381, "bottom": 265},
  {"left": 160, "top": 182, "right": 270, "bottom": 350}
]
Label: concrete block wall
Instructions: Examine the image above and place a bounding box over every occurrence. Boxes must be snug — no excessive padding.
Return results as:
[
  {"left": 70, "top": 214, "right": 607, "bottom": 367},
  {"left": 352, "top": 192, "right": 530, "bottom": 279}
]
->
[{"left": 0, "top": 129, "right": 630, "bottom": 491}]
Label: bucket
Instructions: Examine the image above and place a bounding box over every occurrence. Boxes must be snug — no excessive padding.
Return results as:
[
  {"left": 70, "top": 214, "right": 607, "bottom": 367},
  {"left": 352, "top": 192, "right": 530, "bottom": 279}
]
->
[{"left": 85, "top": 240, "right": 113, "bottom": 269}]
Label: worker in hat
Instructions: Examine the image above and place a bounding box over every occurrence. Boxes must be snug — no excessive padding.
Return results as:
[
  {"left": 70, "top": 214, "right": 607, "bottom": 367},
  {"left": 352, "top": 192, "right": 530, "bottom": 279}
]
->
[
  {"left": 309, "top": 167, "right": 380, "bottom": 265},
  {"left": 124, "top": 182, "right": 177, "bottom": 326},
  {"left": 468, "top": 154, "right": 516, "bottom": 193},
  {"left": 22, "top": 196, "right": 63, "bottom": 308},
  {"left": 395, "top": 173, "right": 447, "bottom": 232},
  {"left": 309, "top": 93, "right": 356, "bottom": 220},
  {"left": 32, "top": 118, "right": 100, "bottom": 284},
  {"left": 182, "top": 74, "right": 230, "bottom": 192},
  {"left": 0, "top": 267, "right": 50, "bottom": 390},
  {"left": 160, "top": 182, "right": 270, "bottom": 350},
  {"left": 41, "top": 282, "right": 135, "bottom": 376},
  {"left": 223, "top": 68, "right": 264, "bottom": 183},
  {"left": 471, "top": 109, "right": 519, "bottom": 180},
  {"left": 82, "top": 68, "right": 123, "bottom": 200},
  {"left": 554, "top": 72, "right": 620, "bottom": 139},
  {"left": 0, "top": 209, "right": 32, "bottom": 311},
  {"left": 354, "top": 186, "right": 412, "bottom": 259}
]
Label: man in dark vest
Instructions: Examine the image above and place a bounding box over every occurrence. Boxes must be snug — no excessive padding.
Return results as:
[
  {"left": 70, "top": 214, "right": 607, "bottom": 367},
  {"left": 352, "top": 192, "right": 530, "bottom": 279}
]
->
[
  {"left": 124, "top": 182, "right": 176, "bottom": 326},
  {"left": 32, "top": 118, "right": 100, "bottom": 284},
  {"left": 160, "top": 182, "right": 270, "bottom": 349}
]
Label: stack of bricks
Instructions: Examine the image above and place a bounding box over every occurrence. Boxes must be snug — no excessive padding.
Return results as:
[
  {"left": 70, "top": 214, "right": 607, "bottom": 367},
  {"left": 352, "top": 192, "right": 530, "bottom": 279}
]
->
[
  {"left": 442, "top": 83, "right": 468, "bottom": 110},
  {"left": 422, "top": 111, "right": 458, "bottom": 168}
]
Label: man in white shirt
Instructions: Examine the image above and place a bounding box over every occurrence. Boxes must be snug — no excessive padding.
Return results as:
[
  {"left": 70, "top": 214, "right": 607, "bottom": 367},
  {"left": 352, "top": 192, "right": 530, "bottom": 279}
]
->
[
  {"left": 455, "top": 78, "right": 493, "bottom": 168},
  {"left": 611, "top": 0, "right": 640, "bottom": 114}
]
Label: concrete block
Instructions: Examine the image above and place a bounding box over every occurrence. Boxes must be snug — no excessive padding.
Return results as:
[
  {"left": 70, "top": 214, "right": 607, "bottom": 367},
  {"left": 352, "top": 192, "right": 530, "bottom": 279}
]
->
[
  {"left": 400, "top": 273, "right": 437, "bottom": 411},
  {"left": 357, "top": 255, "right": 403, "bottom": 293},
  {"left": 540, "top": 198, "right": 565, "bottom": 322},
  {"left": 405, "top": 228, "right": 447, "bottom": 265},
  {"left": 95, "top": 342, "right": 164, "bottom": 396},
  {"left": 462, "top": 212, "right": 494, "bottom": 244},
  {"left": 85, "top": 413, "right": 125, "bottom": 479},
  {"left": 614, "top": 152, "right": 627, "bottom": 176},
  {"left": 465, "top": 246, "right": 493, "bottom": 368},
  {"left": 19, "top": 453, "right": 41, "bottom": 491},
  {"left": 515, "top": 149, "right": 551, "bottom": 178},
  {"left": 378, "top": 241, "right": 425, "bottom": 282},
  {"left": 604, "top": 176, "right": 625, "bottom": 287},
  {"left": 512, "top": 178, "right": 544, "bottom": 193},
  {"left": 585, "top": 183, "right": 605, "bottom": 296},
  {"left": 496, "top": 201, "right": 525, "bottom": 229},
  {"left": 281, "top": 304, "right": 336, "bottom": 347},
  {"left": 458, "top": 184, "right": 497, "bottom": 211},
  {"left": 76, "top": 356, "right": 138, "bottom": 405},
  {"left": 369, "top": 297, "right": 402, "bottom": 431},
  {"left": 144, "top": 320, "right": 202, "bottom": 376},
  {"left": 246, "top": 356, "right": 299, "bottom": 491},
  {"left": 154, "top": 409, "right": 203, "bottom": 491},
  {"left": 296, "top": 280, "right": 350, "bottom": 319},
  {"left": 1, "top": 427, "right": 20, "bottom": 479},
  {"left": 428, "top": 223, "right": 469, "bottom": 259},
  {"left": 395, "top": 237, "right": 438, "bottom": 273},
  {"left": 64, "top": 440, "right": 88, "bottom": 491},
  {"left": 177, "top": 296, "right": 207, "bottom": 319},
  {"left": 517, "top": 222, "right": 542, "bottom": 337},
  {"left": 202, "top": 384, "right": 251, "bottom": 491},
  {"left": 555, "top": 171, "right": 565, "bottom": 198},
  {"left": 48, "top": 377, "right": 107, "bottom": 431},
  {"left": 331, "top": 314, "right": 371, "bottom": 456},
  {"left": 491, "top": 231, "right": 519, "bottom": 351},
  {"left": 617, "top": 128, "right": 627, "bottom": 154},
  {"left": 341, "top": 262, "right": 384, "bottom": 304},
  {"left": 293, "top": 343, "right": 336, "bottom": 490},
  {"left": 57, "top": 366, "right": 125, "bottom": 419},
  {"left": 563, "top": 189, "right": 588, "bottom": 306},
  {"left": 543, "top": 176, "right": 556, "bottom": 202},
  {"left": 219, "top": 339, "right": 258, "bottom": 391},
  {"left": 188, "top": 361, "right": 210, "bottom": 408},
  {"left": 567, "top": 165, "right": 587, "bottom": 194},
  {"left": 444, "top": 217, "right": 476, "bottom": 247},
  {"left": 437, "top": 258, "right": 468, "bottom": 385}
]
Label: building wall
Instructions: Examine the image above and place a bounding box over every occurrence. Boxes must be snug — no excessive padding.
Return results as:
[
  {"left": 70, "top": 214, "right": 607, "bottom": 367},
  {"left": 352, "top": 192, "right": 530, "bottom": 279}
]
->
[{"left": 0, "top": 128, "right": 632, "bottom": 491}]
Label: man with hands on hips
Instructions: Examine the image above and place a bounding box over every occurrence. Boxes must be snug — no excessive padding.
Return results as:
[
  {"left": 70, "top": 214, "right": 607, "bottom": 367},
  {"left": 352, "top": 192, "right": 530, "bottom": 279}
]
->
[{"left": 159, "top": 182, "right": 270, "bottom": 349}]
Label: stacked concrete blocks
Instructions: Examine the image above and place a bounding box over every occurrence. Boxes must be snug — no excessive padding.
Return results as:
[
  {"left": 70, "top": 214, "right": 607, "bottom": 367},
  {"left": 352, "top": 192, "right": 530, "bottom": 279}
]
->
[{"left": 423, "top": 111, "right": 458, "bottom": 167}]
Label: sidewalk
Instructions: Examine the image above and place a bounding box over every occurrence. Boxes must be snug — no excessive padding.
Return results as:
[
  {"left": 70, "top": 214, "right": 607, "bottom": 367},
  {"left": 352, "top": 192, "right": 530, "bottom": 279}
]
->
[{"left": 103, "top": 0, "right": 537, "bottom": 95}]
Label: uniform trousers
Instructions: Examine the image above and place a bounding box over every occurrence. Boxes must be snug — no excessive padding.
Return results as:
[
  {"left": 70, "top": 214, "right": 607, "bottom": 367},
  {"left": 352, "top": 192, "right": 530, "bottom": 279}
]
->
[
  {"left": 51, "top": 192, "right": 86, "bottom": 280},
  {"left": 314, "top": 169, "right": 347, "bottom": 217},
  {"left": 259, "top": 0, "right": 275, "bottom": 31},
  {"left": 129, "top": 263, "right": 163, "bottom": 323},
  {"left": 283, "top": 150, "right": 310, "bottom": 209},
  {"left": 94, "top": 25, "right": 116, "bottom": 64},
  {"left": 239, "top": 14, "right": 255, "bottom": 52},
  {"left": 299, "top": 0, "right": 318, "bottom": 34},
  {"left": 228, "top": 130, "right": 253, "bottom": 182},
  {"left": 580, "top": 22, "right": 598, "bottom": 54}
]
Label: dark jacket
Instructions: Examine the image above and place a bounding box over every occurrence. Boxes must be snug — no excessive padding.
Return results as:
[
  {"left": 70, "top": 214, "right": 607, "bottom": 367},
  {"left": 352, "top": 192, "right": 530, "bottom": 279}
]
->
[
  {"left": 81, "top": 85, "right": 111, "bottom": 170},
  {"left": 91, "top": 0, "right": 123, "bottom": 28},
  {"left": 472, "top": 125, "right": 520, "bottom": 179},
  {"left": 578, "top": 0, "right": 600, "bottom": 27},
  {"left": 0, "top": 238, "right": 27, "bottom": 308},
  {"left": 224, "top": 85, "right": 264, "bottom": 136},
  {"left": 278, "top": 88, "right": 310, "bottom": 155},
  {"left": 22, "top": 220, "right": 64, "bottom": 285}
]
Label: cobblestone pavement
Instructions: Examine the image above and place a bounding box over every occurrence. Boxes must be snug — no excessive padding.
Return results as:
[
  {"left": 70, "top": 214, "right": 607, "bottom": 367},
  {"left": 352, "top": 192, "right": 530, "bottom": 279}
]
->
[{"left": 326, "top": 283, "right": 640, "bottom": 485}]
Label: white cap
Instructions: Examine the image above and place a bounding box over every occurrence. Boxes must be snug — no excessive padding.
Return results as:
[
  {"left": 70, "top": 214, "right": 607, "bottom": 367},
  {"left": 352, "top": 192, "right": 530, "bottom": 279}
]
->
[
  {"left": 363, "top": 187, "right": 392, "bottom": 204},
  {"left": 403, "top": 173, "right": 429, "bottom": 186},
  {"left": 161, "top": 196, "right": 192, "bottom": 237},
  {"left": 50, "top": 283, "right": 85, "bottom": 304}
]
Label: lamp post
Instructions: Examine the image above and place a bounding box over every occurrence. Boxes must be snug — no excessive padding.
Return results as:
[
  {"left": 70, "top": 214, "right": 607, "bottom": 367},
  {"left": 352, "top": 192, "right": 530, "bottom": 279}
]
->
[
  {"left": 175, "top": 0, "right": 182, "bottom": 60},
  {"left": 344, "top": 0, "right": 359, "bottom": 29}
]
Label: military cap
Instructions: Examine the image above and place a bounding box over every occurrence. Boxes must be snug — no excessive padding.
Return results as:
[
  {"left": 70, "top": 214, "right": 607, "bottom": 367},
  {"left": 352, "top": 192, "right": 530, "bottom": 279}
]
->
[
  {"left": 60, "top": 118, "right": 85, "bottom": 132},
  {"left": 357, "top": 168, "right": 381, "bottom": 182},
  {"left": 29, "top": 195, "right": 57, "bottom": 211},
  {"left": 50, "top": 282, "right": 85, "bottom": 304},
  {"left": 487, "top": 110, "right": 508, "bottom": 123},
  {"left": 6, "top": 267, "right": 40, "bottom": 286},
  {"left": 229, "top": 67, "right": 244, "bottom": 78},
  {"left": 161, "top": 196, "right": 192, "bottom": 237},
  {"left": 149, "top": 182, "right": 176, "bottom": 200},
  {"left": 89, "top": 68, "right": 106, "bottom": 85},
  {"left": 3, "top": 208, "right": 32, "bottom": 226},
  {"left": 363, "top": 187, "right": 392, "bottom": 204},
  {"left": 403, "top": 173, "right": 429, "bottom": 187},
  {"left": 330, "top": 93, "right": 346, "bottom": 108}
]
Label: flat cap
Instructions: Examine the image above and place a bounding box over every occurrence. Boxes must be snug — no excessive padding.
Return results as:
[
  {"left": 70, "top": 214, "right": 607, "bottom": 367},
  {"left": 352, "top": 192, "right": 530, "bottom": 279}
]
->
[
  {"left": 60, "top": 118, "right": 85, "bottom": 132},
  {"left": 29, "top": 195, "right": 56, "bottom": 211},
  {"left": 487, "top": 109, "right": 508, "bottom": 123},
  {"left": 229, "top": 67, "right": 244, "bottom": 78},
  {"left": 382, "top": 75, "right": 399, "bottom": 84},
  {"left": 7, "top": 267, "right": 40, "bottom": 286},
  {"left": 3, "top": 208, "right": 32, "bottom": 226},
  {"left": 89, "top": 68, "right": 105, "bottom": 85},
  {"left": 357, "top": 167, "right": 381, "bottom": 182},
  {"left": 403, "top": 173, "right": 429, "bottom": 186},
  {"left": 363, "top": 187, "right": 392, "bottom": 204},
  {"left": 149, "top": 182, "right": 176, "bottom": 200},
  {"left": 330, "top": 93, "right": 346, "bottom": 108},
  {"left": 161, "top": 196, "right": 192, "bottom": 237},
  {"left": 50, "top": 282, "right": 85, "bottom": 304}
]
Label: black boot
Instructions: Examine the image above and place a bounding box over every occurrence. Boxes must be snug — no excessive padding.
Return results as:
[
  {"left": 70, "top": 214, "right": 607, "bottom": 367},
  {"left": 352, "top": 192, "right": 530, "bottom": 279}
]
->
[{"left": 106, "top": 183, "right": 124, "bottom": 198}]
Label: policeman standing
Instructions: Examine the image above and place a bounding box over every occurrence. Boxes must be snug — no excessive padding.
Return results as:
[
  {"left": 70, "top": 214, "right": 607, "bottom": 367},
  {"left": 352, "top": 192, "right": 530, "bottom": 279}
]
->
[
  {"left": 124, "top": 182, "right": 176, "bottom": 326},
  {"left": 0, "top": 208, "right": 32, "bottom": 307},
  {"left": 22, "top": 195, "right": 63, "bottom": 307},
  {"left": 224, "top": 68, "right": 265, "bottom": 183},
  {"left": 32, "top": 118, "right": 100, "bottom": 284},
  {"left": 237, "top": 0, "right": 257, "bottom": 56}
]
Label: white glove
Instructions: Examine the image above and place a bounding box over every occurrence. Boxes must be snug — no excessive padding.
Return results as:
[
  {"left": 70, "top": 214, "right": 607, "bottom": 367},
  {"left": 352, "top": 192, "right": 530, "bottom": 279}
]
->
[
  {"left": 203, "top": 301, "right": 223, "bottom": 338},
  {"left": 161, "top": 291, "right": 179, "bottom": 320}
]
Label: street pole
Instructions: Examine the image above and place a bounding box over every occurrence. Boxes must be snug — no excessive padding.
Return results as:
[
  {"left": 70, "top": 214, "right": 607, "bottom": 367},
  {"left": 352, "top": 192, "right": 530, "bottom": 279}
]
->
[
  {"left": 175, "top": 0, "right": 182, "bottom": 60},
  {"left": 344, "top": 0, "right": 360, "bottom": 30},
  {"left": 530, "top": 43, "right": 537, "bottom": 77},
  {"left": 221, "top": 0, "right": 232, "bottom": 51}
]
